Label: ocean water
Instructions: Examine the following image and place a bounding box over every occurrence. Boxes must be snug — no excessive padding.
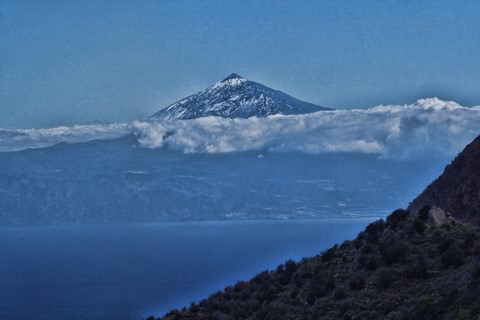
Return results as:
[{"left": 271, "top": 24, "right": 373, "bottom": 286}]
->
[
  {"left": 0, "top": 140, "right": 453, "bottom": 319},
  {"left": 0, "top": 219, "right": 375, "bottom": 320}
]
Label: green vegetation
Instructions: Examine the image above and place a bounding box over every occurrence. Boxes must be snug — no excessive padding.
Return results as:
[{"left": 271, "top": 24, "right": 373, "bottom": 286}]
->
[{"left": 151, "top": 209, "right": 480, "bottom": 320}]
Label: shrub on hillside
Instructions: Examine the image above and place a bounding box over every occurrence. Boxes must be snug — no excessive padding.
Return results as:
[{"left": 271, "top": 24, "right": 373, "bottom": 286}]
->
[
  {"left": 358, "top": 254, "right": 378, "bottom": 271},
  {"left": 285, "top": 259, "right": 297, "bottom": 274},
  {"left": 309, "top": 272, "right": 326, "bottom": 298},
  {"left": 414, "top": 218, "right": 427, "bottom": 234},
  {"left": 276, "top": 263, "right": 285, "bottom": 273},
  {"left": 418, "top": 205, "right": 431, "bottom": 220},
  {"left": 333, "top": 288, "right": 346, "bottom": 300},
  {"left": 255, "top": 304, "right": 284, "bottom": 320},
  {"left": 405, "top": 253, "right": 429, "bottom": 278},
  {"left": 349, "top": 276, "right": 366, "bottom": 290},
  {"left": 441, "top": 244, "right": 465, "bottom": 268},
  {"left": 252, "top": 271, "right": 271, "bottom": 285},
  {"left": 471, "top": 261, "right": 480, "bottom": 280},
  {"left": 380, "top": 239, "right": 406, "bottom": 265},
  {"left": 360, "top": 243, "right": 374, "bottom": 255},
  {"left": 321, "top": 247, "right": 336, "bottom": 263},
  {"left": 375, "top": 270, "right": 393, "bottom": 289},
  {"left": 387, "top": 209, "right": 410, "bottom": 229},
  {"left": 366, "top": 257, "right": 378, "bottom": 271},
  {"left": 365, "top": 219, "right": 386, "bottom": 243}
]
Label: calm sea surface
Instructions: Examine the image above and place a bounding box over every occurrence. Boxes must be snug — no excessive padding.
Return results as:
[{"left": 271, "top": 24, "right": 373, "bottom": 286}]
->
[{"left": 0, "top": 219, "right": 375, "bottom": 320}]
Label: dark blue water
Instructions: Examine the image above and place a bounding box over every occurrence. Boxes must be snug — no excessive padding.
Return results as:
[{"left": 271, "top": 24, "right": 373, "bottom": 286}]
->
[{"left": 0, "top": 219, "right": 375, "bottom": 320}]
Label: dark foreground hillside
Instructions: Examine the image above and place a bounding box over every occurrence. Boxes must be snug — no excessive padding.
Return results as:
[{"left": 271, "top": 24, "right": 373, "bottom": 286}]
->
[
  {"left": 150, "top": 136, "right": 480, "bottom": 320},
  {"left": 152, "top": 209, "right": 480, "bottom": 320}
]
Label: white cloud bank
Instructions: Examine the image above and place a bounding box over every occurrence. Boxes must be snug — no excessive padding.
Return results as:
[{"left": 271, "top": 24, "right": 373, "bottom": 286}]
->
[
  {"left": 1, "top": 98, "right": 480, "bottom": 160},
  {"left": 0, "top": 123, "right": 130, "bottom": 152}
]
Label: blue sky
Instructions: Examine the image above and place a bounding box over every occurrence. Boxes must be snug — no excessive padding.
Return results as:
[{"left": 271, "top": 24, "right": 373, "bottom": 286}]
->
[{"left": 1, "top": 0, "right": 480, "bottom": 128}]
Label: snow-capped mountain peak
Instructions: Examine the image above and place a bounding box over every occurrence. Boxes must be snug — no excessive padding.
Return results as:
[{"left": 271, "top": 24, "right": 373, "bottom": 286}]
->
[
  {"left": 211, "top": 73, "right": 248, "bottom": 89},
  {"left": 151, "top": 73, "right": 330, "bottom": 120}
]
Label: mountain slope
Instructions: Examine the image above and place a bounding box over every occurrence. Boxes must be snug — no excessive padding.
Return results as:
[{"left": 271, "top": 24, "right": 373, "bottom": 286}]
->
[
  {"left": 154, "top": 210, "right": 480, "bottom": 320},
  {"left": 151, "top": 136, "right": 480, "bottom": 320},
  {"left": 151, "top": 73, "right": 330, "bottom": 120},
  {"left": 409, "top": 135, "right": 480, "bottom": 226}
]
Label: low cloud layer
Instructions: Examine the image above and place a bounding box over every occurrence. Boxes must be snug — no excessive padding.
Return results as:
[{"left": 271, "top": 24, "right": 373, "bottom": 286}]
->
[
  {"left": 0, "top": 123, "right": 130, "bottom": 152},
  {"left": 2, "top": 98, "right": 480, "bottom": 159}
]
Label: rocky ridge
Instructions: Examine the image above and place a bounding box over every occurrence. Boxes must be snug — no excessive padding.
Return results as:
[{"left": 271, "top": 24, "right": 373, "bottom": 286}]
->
[{"left": 409, "top": 135, "right": 480, "bottom": 226}]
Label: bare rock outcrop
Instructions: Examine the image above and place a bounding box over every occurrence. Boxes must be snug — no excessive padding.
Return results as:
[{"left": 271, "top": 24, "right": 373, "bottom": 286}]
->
[{"left": 409, "top": 135, "right": 480, "bottom": 226}]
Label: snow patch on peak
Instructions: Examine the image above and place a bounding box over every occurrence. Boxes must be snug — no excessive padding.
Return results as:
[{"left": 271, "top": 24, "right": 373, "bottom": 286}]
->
[
  {"left": 222, "top": 73, "right": 245, "bottom": 81},
  {"left": 211, "top": 73, "right": 247, "bottom": 89}
]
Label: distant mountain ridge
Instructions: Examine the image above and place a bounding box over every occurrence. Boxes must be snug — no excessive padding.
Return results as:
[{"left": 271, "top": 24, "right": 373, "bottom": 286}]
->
[
  {"left": 409, "top": 135, "right": 480, "bottom": 226},
  {"left": 151, "top": 73, "right": 330, "bottom": 120}
]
